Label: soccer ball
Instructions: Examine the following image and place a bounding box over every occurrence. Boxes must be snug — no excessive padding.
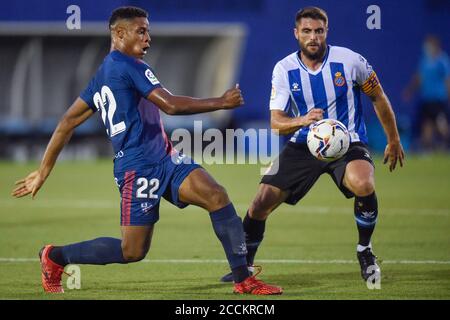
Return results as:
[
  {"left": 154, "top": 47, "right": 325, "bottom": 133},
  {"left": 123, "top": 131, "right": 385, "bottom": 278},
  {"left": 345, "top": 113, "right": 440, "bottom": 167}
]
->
[{"left": 307, "top": 119, "right": 350, "bottom": 161}]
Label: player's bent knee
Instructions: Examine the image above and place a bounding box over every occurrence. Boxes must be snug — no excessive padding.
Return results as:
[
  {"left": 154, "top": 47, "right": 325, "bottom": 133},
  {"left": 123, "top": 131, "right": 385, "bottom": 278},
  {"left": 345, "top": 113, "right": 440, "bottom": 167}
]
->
[
  {"left": 121, "top": 245, "right": 149, "bottom": 262},
  {"left": 350, "top": 179, "right": 375, "bottom": 197},
  {"left": 122, "top": 250, "right": 147, "bottom": 263}
]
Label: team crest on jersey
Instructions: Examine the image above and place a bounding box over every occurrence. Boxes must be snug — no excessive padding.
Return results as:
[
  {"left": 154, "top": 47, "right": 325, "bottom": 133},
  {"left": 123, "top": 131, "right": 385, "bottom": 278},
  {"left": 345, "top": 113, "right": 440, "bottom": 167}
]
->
[
  {"left": 145, "top": 69, "right": 160, "bottom": 85},
  {"left": 334, "top": 72, "right": 345, "bottom": 87}
]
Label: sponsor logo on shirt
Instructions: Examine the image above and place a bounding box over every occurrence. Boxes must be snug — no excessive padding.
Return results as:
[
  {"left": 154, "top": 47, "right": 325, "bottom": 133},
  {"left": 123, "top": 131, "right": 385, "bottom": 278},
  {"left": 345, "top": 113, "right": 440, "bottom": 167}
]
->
[{"left": 291, "top": 82, "right": 301, "bottom": 92}]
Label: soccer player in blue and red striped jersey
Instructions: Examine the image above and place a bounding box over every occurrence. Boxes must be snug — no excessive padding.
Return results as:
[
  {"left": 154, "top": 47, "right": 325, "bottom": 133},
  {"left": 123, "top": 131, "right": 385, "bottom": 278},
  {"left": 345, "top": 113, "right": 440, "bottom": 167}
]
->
[{"left": 12, "top": 6, "right": 282, "bottom": 295}]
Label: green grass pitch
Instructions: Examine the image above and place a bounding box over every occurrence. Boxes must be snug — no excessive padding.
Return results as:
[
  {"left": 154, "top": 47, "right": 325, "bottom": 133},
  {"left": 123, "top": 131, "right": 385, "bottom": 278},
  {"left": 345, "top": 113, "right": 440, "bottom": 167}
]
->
[{"left": 0, "top": 154, "right": 449, "bottom": 300}]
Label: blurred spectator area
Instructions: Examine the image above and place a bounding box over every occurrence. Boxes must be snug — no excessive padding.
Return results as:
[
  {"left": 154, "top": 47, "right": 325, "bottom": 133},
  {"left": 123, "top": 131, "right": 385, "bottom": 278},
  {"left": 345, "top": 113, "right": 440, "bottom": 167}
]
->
[
  {"left": 1, "top": 0, "right": 449, "bottom": 160},
  {"left": 0, "top": 22, "right": 246, "bottom": 161}
]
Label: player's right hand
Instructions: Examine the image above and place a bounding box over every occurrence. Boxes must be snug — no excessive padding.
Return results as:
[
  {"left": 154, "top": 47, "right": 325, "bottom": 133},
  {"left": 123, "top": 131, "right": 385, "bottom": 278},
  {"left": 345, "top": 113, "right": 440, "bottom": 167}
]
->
[
  {"left": 221, "top": 84, "right": 245, "bottom": 109},
  {"left": 11, "top": 170, "right": 46, "bottom": 199},
  {"left": 301, "top": 108, "right": 324, "bottom": 126}
]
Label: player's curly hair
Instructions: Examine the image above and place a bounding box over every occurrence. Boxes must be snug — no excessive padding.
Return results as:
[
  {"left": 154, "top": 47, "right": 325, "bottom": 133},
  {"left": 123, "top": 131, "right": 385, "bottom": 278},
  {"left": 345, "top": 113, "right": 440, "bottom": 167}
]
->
[
  {"left": 109, "top": 6, "right": 148, "bottom": 30},
  {"left": 295, "top": 7, "right": 328, "bottom": 27}
]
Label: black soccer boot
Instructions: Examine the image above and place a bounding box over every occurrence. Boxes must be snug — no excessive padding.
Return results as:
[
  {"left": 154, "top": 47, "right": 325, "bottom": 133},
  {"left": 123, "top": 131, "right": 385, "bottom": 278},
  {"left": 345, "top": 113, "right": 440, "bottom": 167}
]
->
[{"left": 357, "top": 248, "right": 381, "bottom": 281}]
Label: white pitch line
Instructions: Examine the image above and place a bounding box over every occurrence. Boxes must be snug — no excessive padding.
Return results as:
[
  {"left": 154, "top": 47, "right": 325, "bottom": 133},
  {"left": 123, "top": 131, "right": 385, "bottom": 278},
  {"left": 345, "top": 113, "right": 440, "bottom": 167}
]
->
[{"left": 0, "top": 258, "right": 449, "bottom": 264}]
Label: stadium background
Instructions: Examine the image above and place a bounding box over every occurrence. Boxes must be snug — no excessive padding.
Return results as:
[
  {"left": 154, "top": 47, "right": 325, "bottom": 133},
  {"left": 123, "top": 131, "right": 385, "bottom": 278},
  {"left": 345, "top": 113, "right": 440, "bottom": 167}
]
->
[
  {"left": 1, "top": 0, "right": 449, "bottom": 161},
  {"left": 0, "top": 0, "right": 449, "bottom": 301}
]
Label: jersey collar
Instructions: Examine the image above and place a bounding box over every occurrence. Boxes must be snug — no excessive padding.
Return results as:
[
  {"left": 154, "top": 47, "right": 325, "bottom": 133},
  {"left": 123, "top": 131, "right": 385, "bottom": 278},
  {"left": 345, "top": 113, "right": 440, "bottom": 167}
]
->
[
  {"left": 296, "top": 45, "right": 330, "bottom": 75},
  {"left": 110, "top": 50, "right": 142, "bottom": 64}
]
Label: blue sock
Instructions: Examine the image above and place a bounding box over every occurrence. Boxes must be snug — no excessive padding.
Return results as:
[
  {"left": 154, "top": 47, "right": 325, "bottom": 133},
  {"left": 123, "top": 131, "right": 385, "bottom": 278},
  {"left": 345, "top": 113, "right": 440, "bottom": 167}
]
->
[
  {"left": 210, "top": 203, "right": 249, "bottom": 283},
  {"left": 55, "top": 237, "right": 127, "bottom": 266}
]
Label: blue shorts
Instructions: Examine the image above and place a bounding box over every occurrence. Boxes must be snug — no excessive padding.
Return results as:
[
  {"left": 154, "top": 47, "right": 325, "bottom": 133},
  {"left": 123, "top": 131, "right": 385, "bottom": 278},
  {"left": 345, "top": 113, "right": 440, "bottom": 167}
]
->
[{"left": 115, "top": 153, "right": 201, "bottom": 226}]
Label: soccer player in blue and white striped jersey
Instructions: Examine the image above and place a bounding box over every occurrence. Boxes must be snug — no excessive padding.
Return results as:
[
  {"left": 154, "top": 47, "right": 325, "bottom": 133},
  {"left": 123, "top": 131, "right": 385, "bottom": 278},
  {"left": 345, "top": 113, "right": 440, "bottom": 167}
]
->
[{"left": 221, "top": 7, "right": 405, "bottom": 284}]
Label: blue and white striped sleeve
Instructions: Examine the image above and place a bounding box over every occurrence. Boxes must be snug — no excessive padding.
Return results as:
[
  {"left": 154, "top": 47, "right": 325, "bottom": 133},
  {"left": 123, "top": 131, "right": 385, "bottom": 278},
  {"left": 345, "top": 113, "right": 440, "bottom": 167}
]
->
[{"left": 354, "top": 53, "right": 380, "bottom": 95}]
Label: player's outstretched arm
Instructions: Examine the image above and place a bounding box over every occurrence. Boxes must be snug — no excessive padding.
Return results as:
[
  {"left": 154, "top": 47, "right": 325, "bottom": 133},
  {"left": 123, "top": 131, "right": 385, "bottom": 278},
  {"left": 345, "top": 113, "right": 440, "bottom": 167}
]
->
[
  {"left": 270, "top": 108, "right": 324, "bottom": 135},
  {"left": 11, "top": 98, "right": 94, "bottom": 199},
  {"left": 367, "top": 85, "right": 405, "bottom": 172},
  {"left": 147, "top": 84, "right": 244, "bottom": 115}
]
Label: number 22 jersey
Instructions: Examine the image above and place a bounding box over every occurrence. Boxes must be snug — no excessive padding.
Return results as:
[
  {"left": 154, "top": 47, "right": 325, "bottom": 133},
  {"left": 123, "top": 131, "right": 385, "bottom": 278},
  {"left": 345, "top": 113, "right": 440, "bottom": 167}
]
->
[{"left": 80, "top": 50, "right": 172, "bottom": 173}]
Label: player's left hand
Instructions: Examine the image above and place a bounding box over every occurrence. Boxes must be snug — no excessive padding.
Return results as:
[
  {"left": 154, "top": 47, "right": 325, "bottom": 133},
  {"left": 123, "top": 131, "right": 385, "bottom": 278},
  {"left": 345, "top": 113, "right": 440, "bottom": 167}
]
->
[
  {"left": 383, "top": 141, "right": 405, "bottom": 172},
  {"left": 11, "top": 170, "right": 46, "bottom": 199}
]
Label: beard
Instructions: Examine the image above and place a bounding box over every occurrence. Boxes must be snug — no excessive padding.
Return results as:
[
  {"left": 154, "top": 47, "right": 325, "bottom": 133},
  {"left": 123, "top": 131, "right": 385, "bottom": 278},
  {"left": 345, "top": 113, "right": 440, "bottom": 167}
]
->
[{"left": 300, "top": 41, "right": 327, "bottom": 60}]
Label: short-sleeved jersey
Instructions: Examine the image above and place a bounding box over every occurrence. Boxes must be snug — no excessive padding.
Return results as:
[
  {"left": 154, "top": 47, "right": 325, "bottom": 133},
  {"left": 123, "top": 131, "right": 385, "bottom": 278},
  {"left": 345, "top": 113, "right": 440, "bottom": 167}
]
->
[
  {"left": 419, "top": 51, "right": 450, "bottom": 102},
  {"left": 270, "top": 45, "right": 380, "bottom": 145},
  {"left": 80, "top": 50, "right": 172, "bottom": 173}
]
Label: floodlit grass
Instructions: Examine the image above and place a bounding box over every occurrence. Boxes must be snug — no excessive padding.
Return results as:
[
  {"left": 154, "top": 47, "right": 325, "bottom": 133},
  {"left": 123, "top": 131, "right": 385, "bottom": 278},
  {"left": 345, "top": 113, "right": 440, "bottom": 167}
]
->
[{"left": 0, "top": 154, "right": 449, "bottom": 299}]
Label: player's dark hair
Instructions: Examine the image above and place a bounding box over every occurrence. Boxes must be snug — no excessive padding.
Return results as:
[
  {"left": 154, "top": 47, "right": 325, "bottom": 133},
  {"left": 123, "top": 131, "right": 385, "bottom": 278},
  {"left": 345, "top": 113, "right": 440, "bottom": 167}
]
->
[
  {"left": 295, "top": 7, "right": 328, "bottom": 27},
  {"left": 109, "top": 6, "right": 148, "bottom": 30}
]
